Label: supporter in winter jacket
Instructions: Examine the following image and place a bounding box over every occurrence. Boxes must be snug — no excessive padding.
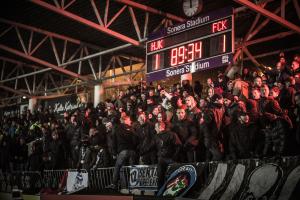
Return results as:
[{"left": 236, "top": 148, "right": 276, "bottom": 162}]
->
[
  {"left": 28, "top": 141, "right": 43, "bottom": 171},
  {"left": 0, "top": 135, "right": 11, "bottom": 172},
  {"left": 171, "top": 106, "right": 198, "bottom": 162},
  {"left": 279, "top": 77, "right": 296, "bottom": 116},
  {"left": 274, "top": 61, "right": 290, "bottom": 84},
  {"left": 185, "top": 96, "right": 201, "bottom": 123},
  {"left": 77, "top": 136, "right": 91, "bottom": 170},
  {"left": 246, "top": 87, "right": 261, "bottom": 122},
  {"left": 41, "top": 126, "right": 51, "bottom": 153},
  {"left": 228, "top": 111, "right": 259, "bottom": 159},
  {"left": 295, "top": 92, "right": 300, "bottom": 148},
  {"left": 223, "top": 92, "right": 242, "bottom": 124},
  {"left": 136, "top": 112, "right": 156, "bottom": 164},
  {"left": 108, "top": 115, "right": 138, "bottom": 189},
  {"left": 87, "top": 126, "right": 110, "bottom": 168},
  {"left": 223, "top": 92, "right": 243, "bottom": 156},
  {"left": 49, "top": 130, "right": 66, "bottom": 169},
  {"left": 154, "top": 121, "right": 182, "bottom": 189},
  {"left": 262, "top": 118, "right": 287, "bottom": 157},
  {"left": 66, "top": 114, "right": 83, "bottom": 168},
  {"left": 200, "top": 94, "right": 225, "bottom": 161},
  {"left": 137, "top": 93, "right": 148, "bottom": 111},
  {"left": 259, "top": 84, "right": 284, "bottom": 125},
  {"left": 12, "top": 137, "right": 28, "bottom": 171},
  {"left": 289, "top": 60, "right": 300, "bottom": 76}
]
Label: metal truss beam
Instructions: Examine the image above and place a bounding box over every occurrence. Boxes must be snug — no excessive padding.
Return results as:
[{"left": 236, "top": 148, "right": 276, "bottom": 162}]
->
[
  {"left": 235, "top": 31, "right": 295, "bottom": 52},
  {"left": 114, "top": 0, "right": 185, "bottom": 23},
  {"left": 233, "top": 1, "right": 289, "bottom": 62},
  {"left": 39, "top": 67, "right": 144, "bottom": 94},
  {"left": 243, "top": 46, "right": 300, "bottom": 61},
  {"left": 0, "top": 44, "right": 89, "bottom": 81},
  {"left": 0, "top": 18, "right": 102, "bottom": 82},
  {"left": 243, "top": 47, "right": 260, "bottom": 66},
  {"left": 0, "top": 85, "right": 30, "bottom": 97},
  {"left": 0, "top": 56, "right": 68, "bottom": 83},
  {"left": 0, "top": 18, "right": 101, "bottom": 50},
  {"left": 234, "top": 0, "right": 300, "bottom": 34},
  {"left": 294, "top": 0, "right": 300, "bottom": 20},
  {"left": 0, "top": 68, "right": 51, "bottom": 83},
  {"left": 0, "top": 56, "right": 40, "bottom": 70},
  {"left": 234, "top": 0, "right": 275, "bottom": 13},
  {"left": 244, "top": 31, "right": 294, "bottom": 46},
  {"left": 60, "top": 43, "right": 133, "bottom": 67},
  {"left": 30, "top": 0, "right": 140, "bottom": 46}
]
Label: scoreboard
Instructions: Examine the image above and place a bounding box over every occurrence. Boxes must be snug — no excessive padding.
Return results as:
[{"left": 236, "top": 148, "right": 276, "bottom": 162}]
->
[{"left": 146, "top": 7, "right": 234, "bottom": 82}]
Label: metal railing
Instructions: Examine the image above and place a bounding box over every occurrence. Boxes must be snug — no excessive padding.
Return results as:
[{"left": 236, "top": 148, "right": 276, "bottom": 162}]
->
[
  {"left": 87, "top": 167, "right": 115, "bottom": 192},
  {"left": 2, "top": 156, "right": 298, "bottom": 195},
  {"left": 0, "top": 171, "right": 42, "bottom": 194},
  {"left": 0, "top": 167, "right": 129, "bottom": 194}
]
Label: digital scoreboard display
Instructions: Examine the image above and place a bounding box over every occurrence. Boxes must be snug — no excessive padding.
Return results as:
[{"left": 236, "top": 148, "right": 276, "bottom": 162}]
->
[{"left": 146, "top": 7, "right": 234, "bottom": 82}]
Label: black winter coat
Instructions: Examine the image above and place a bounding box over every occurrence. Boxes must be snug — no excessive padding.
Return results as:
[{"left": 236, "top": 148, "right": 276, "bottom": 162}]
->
[
  {"left": 279, "top": 86, "right": 296, "bottom": 111},
  {"left": 228, "top": 121, "right": 259, "bottom": 159},
  {"left": 89, "top": 131, "right": 107, "bottom": 149},
  {"left": 49, "top": 139, "right": 66, "bottom": 169},
  {"left": 263, "top": 119, "right": 287, "bottom": 156},
  {"left": 67, "top": 124, "right": 83, "bottom": 147},
  {"left": 186, "top": 106, "right": 201, "bottom": 124},
  {"left": 201, "top": 103, "right": 225, "bottom": 141},
  {"left": 258, "top": 97, "right": 283, "bottom": 124},
  {"left": 112, "top": 124, "right": 139, "bottom": 155},
  {"left": 154, "top": 130, "right": 182, "bottom": 159},
  {"left": 135, "top": 122, "right": 156, "bottom": 156},
  {"left": 171, "top": 118, "right": 198, "bottom": 150}
]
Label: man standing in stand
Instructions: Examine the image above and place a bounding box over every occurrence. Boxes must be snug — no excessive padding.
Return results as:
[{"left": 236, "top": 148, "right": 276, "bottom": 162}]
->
[{"left": 107, "top": 115, "right": 138, "bottom": 190}]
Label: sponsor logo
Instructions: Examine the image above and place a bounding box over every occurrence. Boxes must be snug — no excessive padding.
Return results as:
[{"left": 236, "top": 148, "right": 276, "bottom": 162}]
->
[{"left": 157, "top": 165, "right": 197, "bottom": 197}]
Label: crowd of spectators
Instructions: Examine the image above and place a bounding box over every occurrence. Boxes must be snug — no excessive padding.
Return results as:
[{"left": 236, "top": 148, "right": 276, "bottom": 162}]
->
[{"left": 0, "top": 52, "right": 300, "bottom": 189}]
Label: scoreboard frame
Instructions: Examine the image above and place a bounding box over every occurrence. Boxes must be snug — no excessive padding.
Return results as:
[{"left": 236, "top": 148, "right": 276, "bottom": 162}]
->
[{"left": 146, "top": 7, "right": 234, "bottom": 82}]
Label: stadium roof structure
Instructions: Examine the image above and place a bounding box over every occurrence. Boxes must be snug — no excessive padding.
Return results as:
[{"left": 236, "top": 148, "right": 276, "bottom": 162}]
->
[{"left": 0, "top": 0, "right": 299, "bottom": 106}]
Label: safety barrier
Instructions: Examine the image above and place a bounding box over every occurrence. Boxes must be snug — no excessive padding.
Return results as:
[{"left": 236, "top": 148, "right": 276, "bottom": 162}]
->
[
  {"left": 87, "top": 167, "right": 114, "bottom": 192},
  {"left": 1, "top": 156, "right": 299, "bottom": 198},
  {"left": 43, "top": 170, "right": 67, "bottom": 189},
  {"left": 0, "top": 171, "right": 42, "bottom": 194},
  {"left": 0, "top": 166, "right": 151, "bottom": 194}
]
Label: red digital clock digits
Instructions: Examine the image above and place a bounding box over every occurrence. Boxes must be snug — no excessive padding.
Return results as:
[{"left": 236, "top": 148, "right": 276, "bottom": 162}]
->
[
  {"left": 178, "top": 46, "right": 185, "bottom": 64},
  {"left": 170, "top": 41, "right": 202, "bottom": 66}
]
